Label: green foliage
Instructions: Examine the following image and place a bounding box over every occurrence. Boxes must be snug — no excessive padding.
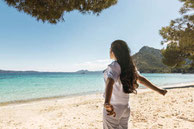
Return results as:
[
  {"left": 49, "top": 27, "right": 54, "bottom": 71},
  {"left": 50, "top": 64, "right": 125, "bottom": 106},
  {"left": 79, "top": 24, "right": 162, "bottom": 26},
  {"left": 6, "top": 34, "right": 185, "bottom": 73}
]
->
[
  {"left": 161, "top": 44, "right": 186, "bottom": 67},
  {"left": 4, "top": 0, "right": 117, "bottom": 24},
  {"left": 160, "top": 0, "right": 194, "bottom": 68}
]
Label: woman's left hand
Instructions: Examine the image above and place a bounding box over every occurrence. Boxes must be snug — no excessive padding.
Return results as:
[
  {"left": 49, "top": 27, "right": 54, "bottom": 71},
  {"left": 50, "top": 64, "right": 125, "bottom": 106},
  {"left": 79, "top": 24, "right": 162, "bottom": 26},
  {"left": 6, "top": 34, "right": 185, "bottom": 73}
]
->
[{"left": 158, "top": 89, "right": 168, "bottom": 96}]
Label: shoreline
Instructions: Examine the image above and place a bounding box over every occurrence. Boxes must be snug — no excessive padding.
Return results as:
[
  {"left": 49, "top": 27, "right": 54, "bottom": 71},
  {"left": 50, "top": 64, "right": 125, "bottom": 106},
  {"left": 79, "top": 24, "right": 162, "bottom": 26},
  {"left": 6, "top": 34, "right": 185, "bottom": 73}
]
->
[
  {"left": 1, "top": 82, "right": 194, "bottom": 107},
  {"left": 0, "top": 91, "right": 102, "bottom": 107},
  {"left": 0, "top": 85, "right": 193, "bottom": 128}
]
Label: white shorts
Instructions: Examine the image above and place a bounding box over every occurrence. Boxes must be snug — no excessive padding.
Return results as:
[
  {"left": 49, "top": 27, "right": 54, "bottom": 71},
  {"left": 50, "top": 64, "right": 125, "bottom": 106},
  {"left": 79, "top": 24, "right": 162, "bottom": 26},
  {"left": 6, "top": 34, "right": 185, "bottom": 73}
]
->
[{"left": 103, "top": 104, "right": 130, "bottom": 129}]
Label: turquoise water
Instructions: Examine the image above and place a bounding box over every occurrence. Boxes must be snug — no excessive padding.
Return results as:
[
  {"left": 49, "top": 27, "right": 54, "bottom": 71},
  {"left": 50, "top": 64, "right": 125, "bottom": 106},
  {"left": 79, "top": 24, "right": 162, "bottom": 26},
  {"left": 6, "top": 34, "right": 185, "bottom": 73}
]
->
[{"left": 0, "top": 72, "right": 194, "bottom": 103}]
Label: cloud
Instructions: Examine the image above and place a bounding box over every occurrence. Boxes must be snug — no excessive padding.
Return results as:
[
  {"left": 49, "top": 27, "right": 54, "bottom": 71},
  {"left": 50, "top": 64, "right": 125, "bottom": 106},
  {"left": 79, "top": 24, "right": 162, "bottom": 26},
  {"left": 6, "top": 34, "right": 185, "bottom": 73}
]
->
[{"left": 74, "top": 59, "right": 113, "bottom": 71}]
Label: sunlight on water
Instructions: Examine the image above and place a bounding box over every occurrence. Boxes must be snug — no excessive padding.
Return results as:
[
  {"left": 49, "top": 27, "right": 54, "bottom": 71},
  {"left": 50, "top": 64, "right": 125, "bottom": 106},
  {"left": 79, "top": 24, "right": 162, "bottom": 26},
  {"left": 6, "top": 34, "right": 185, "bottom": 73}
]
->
[{"left": 0, "top": 73, "right": 194, "bottom": 103}]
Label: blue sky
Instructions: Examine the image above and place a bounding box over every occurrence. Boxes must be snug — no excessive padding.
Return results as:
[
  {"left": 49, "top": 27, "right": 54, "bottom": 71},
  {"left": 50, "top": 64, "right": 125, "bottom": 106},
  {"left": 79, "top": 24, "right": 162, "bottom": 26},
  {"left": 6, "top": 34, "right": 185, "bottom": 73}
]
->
[{"left": 0, "top": 0, "right": 182, "bottom": 72}]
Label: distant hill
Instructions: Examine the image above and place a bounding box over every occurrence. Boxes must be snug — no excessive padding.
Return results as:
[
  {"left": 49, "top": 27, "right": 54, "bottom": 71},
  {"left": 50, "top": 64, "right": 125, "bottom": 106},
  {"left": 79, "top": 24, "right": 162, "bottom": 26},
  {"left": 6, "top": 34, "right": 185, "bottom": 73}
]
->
[
  {"left": 132, "top": 46, "right": 170, "bottom": 73},
  {"left": 75, "top": 70, "right": 102, "bottom": 74},
  {"left": 75, "top": 70, "right": 89, "bottom": 74},
  {"left": 0, "top": 46, "right": 192, "bottom": 73}
]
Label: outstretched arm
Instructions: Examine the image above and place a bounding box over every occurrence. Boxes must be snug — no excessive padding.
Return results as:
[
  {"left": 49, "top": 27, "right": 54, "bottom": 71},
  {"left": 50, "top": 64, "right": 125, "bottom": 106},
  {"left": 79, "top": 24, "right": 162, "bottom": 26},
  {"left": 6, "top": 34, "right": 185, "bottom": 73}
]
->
[{"left": 137, "top": 74, "right": 167, "bottom": 96}]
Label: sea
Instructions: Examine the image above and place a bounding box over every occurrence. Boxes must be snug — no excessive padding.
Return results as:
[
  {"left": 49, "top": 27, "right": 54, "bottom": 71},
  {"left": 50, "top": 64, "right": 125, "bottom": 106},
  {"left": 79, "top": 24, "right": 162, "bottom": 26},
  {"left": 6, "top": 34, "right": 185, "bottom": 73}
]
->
[{"left": 0, "top": 72, "right": 194, "bottom": 103}]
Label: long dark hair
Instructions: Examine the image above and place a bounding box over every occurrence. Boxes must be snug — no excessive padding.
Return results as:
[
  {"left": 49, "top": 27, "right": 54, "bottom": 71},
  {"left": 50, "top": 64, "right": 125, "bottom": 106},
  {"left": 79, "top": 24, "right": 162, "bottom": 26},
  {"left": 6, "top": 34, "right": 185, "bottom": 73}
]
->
[{"left": 111, "top": 40, "right": 138, "bottom": 94}]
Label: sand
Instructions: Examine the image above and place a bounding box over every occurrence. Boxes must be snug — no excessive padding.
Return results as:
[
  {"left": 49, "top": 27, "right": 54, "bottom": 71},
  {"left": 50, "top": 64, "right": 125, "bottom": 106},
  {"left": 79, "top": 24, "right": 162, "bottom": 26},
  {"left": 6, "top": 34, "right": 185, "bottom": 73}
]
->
[{"left": 0, "top": 86, "right": 194, "bottom": 129}]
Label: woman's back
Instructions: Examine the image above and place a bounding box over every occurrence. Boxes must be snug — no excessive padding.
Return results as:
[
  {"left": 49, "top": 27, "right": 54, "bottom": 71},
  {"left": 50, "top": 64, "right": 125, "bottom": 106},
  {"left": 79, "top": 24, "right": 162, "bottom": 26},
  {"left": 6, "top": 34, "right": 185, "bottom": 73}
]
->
[{"left": 103, "top": 61, "right": 129, "bottom": 105}]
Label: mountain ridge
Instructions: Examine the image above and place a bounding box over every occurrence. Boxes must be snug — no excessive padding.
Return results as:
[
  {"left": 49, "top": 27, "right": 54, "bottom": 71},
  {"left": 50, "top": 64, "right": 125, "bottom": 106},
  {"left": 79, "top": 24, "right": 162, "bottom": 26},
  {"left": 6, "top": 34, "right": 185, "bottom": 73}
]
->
[
  {"left": 132, "top": 46, "right": 170, "bottom": 73},
  {"left": 1, "top": 46, "right": 193, "bottom": 73}
]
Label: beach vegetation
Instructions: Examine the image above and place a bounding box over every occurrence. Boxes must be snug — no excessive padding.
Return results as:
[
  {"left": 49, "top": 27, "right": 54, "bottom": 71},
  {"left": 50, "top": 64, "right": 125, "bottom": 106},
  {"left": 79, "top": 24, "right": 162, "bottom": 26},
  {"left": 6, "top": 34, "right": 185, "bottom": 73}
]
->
[
  {"left": 3, "top": 0, "right": 117, "bottom": 24},
  {"left": 160, "top": 0, "right": 194, "bottom": 70}
]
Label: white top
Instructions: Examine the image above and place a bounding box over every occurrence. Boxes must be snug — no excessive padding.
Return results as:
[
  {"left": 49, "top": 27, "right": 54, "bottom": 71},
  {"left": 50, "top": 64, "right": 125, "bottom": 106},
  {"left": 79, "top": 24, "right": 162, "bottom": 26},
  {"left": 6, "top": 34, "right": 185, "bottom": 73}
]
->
[{"left": 103, "top": 61, "right": 140, "bottom": 105}]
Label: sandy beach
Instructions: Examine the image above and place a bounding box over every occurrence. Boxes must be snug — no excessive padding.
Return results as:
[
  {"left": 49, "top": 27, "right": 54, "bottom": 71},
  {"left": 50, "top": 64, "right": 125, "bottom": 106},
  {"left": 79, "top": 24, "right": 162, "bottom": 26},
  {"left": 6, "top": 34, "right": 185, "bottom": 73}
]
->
[{"left": 0, "top": 85, "right": 194, "bottom": 129}]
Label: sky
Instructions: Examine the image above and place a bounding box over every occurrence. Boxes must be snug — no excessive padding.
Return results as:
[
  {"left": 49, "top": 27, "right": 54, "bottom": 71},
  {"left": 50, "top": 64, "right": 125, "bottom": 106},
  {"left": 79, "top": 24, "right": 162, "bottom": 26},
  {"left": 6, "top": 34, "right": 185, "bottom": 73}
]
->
[{"left": 0, "top": 0, "right": 183, "bottom": 72}]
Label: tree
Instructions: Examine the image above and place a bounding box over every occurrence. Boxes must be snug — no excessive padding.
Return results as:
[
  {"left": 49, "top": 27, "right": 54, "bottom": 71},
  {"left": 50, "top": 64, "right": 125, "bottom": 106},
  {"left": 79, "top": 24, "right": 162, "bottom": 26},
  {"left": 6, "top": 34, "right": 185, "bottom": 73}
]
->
[
  {"left": 160, "top": 0, "right": 194, "bottom": 68},
  {"left": 4, "top": 0, "right": 117, "bottom": 24}
]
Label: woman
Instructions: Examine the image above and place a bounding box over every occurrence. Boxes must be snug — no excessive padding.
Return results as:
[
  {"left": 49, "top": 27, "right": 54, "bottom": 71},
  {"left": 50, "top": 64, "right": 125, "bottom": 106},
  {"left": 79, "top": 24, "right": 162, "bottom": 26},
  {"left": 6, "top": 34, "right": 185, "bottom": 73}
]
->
[{"left": 103, "top": 40, "right": 167, "bottom": 129}]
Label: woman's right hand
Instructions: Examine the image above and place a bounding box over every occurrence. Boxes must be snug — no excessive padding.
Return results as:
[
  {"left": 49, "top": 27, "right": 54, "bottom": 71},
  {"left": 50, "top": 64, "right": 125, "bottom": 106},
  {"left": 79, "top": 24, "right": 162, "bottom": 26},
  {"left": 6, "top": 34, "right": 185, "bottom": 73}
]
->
[{"left": 104, "top": 103, "right": 116, "bottom": 117}]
